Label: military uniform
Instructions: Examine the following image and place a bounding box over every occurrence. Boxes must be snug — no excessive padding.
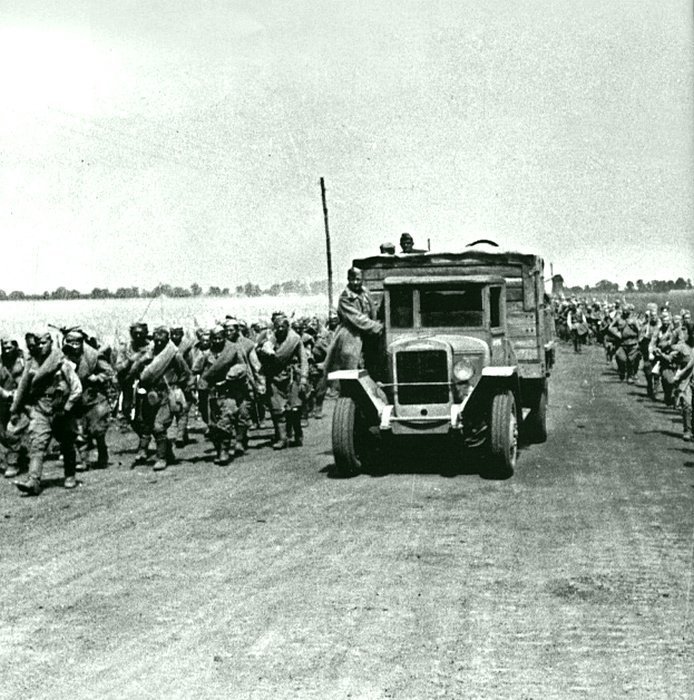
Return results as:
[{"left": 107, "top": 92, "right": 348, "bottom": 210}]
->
[
  {"left": 11, "top": 338, "right": 82, "bottom": 495},
  {"left": 258, "top": 320, "right": 309, "bottom": 449},
  {"left": 170, "top": 326, "right": 196, "bottom": 446},
  {"left": 0, "top": 341, "right": 27, "bottom": 478},
  {"left": 115, "top": 325, "right": 151, "bottom": 430},
  {"left": 133, "top": 330, "right": 192, "bottom": 471},
  {"left": 613, "top": 313, "right": 641, "bottom": 382},
  {"left": 198, "top": 331, "right": 248, "bottom": 464},
  {"left": 64, "top": 331, "right": 115, "bottom": 470}
]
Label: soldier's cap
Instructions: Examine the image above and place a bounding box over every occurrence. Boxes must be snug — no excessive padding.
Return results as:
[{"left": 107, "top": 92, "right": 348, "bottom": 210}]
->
[
  {"left": 400, "top": 232, "right": 413, "bottom": 242},
  {"left": 170, "top": 323, "right": 184, "bottom": 332},
  {"left": 237, "top": 319, "right": 248, "bottom": 329},
  {"left": 64, "top": 328, "right": 85, "bottom": 342},
  {"left": 210, "top": 324, "right": 226, "bottom": 336},
  {"left": 223, "top": 317, "right": 239, "bottom": 328},
  {"left": 130, "top": 322, "right": 149, "bottom": 333},
  {"left": 152, "top": 325, "right": 169, "bottom": 336},
  {"left": 380, "top": 242, "right": 396, "bottom": 253}
]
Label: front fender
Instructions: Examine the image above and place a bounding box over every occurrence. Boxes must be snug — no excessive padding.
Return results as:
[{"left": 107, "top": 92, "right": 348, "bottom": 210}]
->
[
  {"left": 328, "top": 369, "right": 387, "bottom": 426},
  {"left": 461, "top": 367, "right": 521, "bottom": 420}
]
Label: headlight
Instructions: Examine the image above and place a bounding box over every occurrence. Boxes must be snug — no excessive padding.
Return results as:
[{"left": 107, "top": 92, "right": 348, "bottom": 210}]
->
[{"left": 453, "top": 359, "right": 475, "bottom": 382}]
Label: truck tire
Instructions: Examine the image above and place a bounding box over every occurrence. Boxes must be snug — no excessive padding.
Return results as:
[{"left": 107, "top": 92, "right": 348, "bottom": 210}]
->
[
  {"left": 332, "top": 397, "right": 371, "bottom": 477},
  {"left": 489, "top": 390, "right": 519, "bottom": 474},
  {"left": 524, "top": 388, "right": 548, "bottom": 444}
]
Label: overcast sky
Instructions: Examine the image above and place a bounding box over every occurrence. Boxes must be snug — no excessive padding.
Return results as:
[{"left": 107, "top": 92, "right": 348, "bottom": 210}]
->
[{"left": 1, "top": 0, "right": 692, "bottom": 294}]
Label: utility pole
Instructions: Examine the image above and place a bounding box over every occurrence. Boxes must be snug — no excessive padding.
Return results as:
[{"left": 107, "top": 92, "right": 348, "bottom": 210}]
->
[{"left": 320, "top": 177, "right": 334, "bottom": 314}]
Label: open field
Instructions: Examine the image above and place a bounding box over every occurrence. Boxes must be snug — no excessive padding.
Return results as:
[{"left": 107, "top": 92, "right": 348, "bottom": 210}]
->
[
  {"left": 0, "top": 295, "right": 328, "bottom": 347},
  {"left": 0, "top": 344, "right": 693, "bottom": 698}
]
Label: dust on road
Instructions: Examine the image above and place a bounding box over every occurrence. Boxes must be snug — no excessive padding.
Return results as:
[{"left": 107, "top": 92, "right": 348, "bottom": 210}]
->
[{"left": 1, "top": 345, "right": 692, "bottom": 699}]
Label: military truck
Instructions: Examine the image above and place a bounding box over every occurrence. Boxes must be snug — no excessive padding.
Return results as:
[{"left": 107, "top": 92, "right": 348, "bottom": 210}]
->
[{"left": 328, "top": 242, "right": 555, "bottom": 476}]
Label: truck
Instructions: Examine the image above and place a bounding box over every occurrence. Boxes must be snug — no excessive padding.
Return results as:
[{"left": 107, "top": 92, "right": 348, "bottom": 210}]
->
[{"left": 328, "top": 241, "right": 555, "bottom": 476}]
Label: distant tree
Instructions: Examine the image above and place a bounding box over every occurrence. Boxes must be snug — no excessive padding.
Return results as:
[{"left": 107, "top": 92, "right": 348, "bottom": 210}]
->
[
  {"left": 636, "top": 279, "right": 645, "bottom": 292},
  {"left": 243, "top": 282, "right": 261, "bottom": 297},
  {"left": 687, "top": 279, "right": 693, "bottom": 290},
  {"left": 674, "top": 277, "right": 687, "bottom": 290},
  {"left": 595, "top": 279, "right": 618, "bottom": 293},
  {"left": 309, "top": 279, "right": 328, "bottom": 295},
  {"left": 190, "top": 283, "right": 202, "bottom": 297},
  {"left": 8, "top": 291, "right": 26, "bottom": 300},
  {"left": 0, "top": 289, "right": 6, "bottom": 301},
  {"left": 114, "top": 286, "right": 139, "bottom": 299},
  {"left": 625, "top": 281, "right": 634, "bottom": 292},
  {"left": 221, "top": 287, "right": 230, "bottom": 296},
  {"left": 91, "top": 287, "right": 111, "bottom": 299},
  {"left": 208, "top": 286, "right": 222, "bottom": 297},
  {"left": 235, "top": 285, "right": 244, "bottom": 296},
  {"left": 266, "top": 283, "right": 281, "bottom": 296}
]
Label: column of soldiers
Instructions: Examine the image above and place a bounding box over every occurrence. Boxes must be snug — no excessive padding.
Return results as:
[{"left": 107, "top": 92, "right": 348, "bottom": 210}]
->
[
  {"left": 554, "top": 296, "right": 694, "bottom": 442},
  {"left": 0, "top": 312, "right": 339, "bottom": 497}
]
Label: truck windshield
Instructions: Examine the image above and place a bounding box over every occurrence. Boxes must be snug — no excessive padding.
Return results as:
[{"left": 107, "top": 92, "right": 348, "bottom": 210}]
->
[
  {"left": 420, "top": 286, "right": 484, "bottom": 327},
  {"left": 389, "top": 287, "right": 414, "bottom": 328}
]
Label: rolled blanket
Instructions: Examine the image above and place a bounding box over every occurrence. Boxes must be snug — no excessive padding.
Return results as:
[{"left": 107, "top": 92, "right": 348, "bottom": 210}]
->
[{"left": 140, "top": 341, "right": 177, "bottom": 388}]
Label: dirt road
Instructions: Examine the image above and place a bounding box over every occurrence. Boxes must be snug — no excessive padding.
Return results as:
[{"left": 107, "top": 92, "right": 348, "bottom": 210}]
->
[{"left": 1, "top": 345, "right": 693, "bottom": 699}]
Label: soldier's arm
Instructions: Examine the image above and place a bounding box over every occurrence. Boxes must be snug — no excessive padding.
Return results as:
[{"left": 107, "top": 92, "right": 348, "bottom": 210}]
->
[
  {"left": 62, "top": 361, "right": 83, "bottom": 412},
  {"left": 298, "top": 341, "right": 309, "bottom": 384},
  {"left": 91, "top": 354, "right": 115, "bottom": 384},
  {"left": 338, "top": 293, "right": 383, "bottom": 335},
  {"left": 9, "top": 365, "right": 33, "bottom": 415},
  {"left": 175, "top": 354, "right": 193, "bottom": 388}
]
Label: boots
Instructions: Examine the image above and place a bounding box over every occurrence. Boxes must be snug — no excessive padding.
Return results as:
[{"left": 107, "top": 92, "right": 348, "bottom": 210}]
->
[
  {"left": 95, "top": 435, "right": 109, "bottom": 469},
  {"left": 289, "top": 410, "right": 303, "bottom": 447},
  {"left": 14, "top": 454, "right": 43, "bottom": 496},
  {"left": 132, "top": 436, "right": 151, "bottom": 467},
  {"left": 153, "top": 438, "right": 169, "bottom": 471},
  {"left": 217, "top": 440, "right": 231, "bottom": 466},
  {"left": 271, "top": 414, "right": 287, "bottom": 450}
]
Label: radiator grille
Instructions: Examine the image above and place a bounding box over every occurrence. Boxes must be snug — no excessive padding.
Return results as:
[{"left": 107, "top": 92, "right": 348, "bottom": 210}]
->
[{"left": 395, "top": 350, "right": 449, "bottom": 405}]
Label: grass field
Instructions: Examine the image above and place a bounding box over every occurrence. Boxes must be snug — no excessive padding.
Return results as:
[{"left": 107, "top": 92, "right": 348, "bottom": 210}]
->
[{"left": 0, "top": 295, "right": 328, "bottom": 348}]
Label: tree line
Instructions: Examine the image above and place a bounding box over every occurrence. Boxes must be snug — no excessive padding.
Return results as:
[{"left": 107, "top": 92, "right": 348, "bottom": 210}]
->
[
  {"left": 558, "top": 277, "right": 693, "bottom": 295},
  {"left": 0, "top": 279, "right": 329, "bottom": 302}
]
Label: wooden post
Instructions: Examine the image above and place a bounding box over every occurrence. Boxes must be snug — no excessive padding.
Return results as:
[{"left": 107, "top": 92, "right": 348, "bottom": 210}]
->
[{"left": 320, "top": 177, "right": 334, "bottom": 314}]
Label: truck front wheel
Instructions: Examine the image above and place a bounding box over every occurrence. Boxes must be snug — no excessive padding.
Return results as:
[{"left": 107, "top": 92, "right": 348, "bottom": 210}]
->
[
  {"left": 332, "top": 397, "right": 373, "bottom": 476},
  {"left": 489, "top": 391, "right": 519, "bottom": 474}
]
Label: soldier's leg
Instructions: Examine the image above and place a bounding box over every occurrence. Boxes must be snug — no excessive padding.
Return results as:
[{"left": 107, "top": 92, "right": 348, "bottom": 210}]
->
[
  {"left": 235, "top": 398, "right": 250, "bottom": 456},
  {"left": 1, "top": 415, "right": 28, "bottom": 479},
  {"left": 614, "top": 347, "right": 627, "bottom": 381},
  {"left": 87, "top": 399, "right": 111, "bottom": 469},
  {"left": 682, "top": 397, "right": 693, "bottom": 441},
  {"left": 627, "top": 347, "right": 640, "bottom": 383},
  {"left": 661, "top": 369, "right": 675, "bottom": 407},
  {"left": 216, "top": 398, "right": 236, "bottom": 465},
  {"left": 313, "top": 374, "right": 327, "bottom": 419},
  {"left": 288, "top": 379, "right": 304, "bottom": 447},
  {"left": 175, "top": 395, "right": 191, "bottom": 447},
  {"left": 55, "top": 414, "right": 78, "bottom": 489},
  {"left": 14, "top": 411, "right": 53, "bottom": 495},
  {"left": 270, "top": 381, "right": 288, "bottom": 450},
  {"left": 132, "top": 395, "right": 154, "bottom": 466},
  {"left": 152, "top": 399, "right": 174, "bottom": 471}
]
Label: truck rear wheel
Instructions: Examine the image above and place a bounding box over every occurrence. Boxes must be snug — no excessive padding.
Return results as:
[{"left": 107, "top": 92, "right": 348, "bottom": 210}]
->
[
  {"left": 489, "top": 391, "right": 519, "bottom": 474},
  {"left": 332, "top": 397, "right": 372, "bottom": 476},
  {"left": 524, "top": 388, "right": 548, "bottom": 444}
]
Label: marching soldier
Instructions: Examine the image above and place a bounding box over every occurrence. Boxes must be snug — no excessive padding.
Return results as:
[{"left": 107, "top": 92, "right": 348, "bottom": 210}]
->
[
  {"left": 197, "top": 325, "right": 248, "bottom": 464},
  {"left": 0, "top": 338, "right": 27, "bottom": 478},
  {"left": 170, "top": 323, "right": 195, "bottom": 446},
  {"left": 11, "top": 331, "right": 82, "bottom": 496},
  {"left": 115, "top": 322, "right": 151, "bottom": 430},
  {"left": 613, "top": 305, "right": 641, "bottom": 383},
  {"left": 132, "top": 326, "right": 192, "bottom": 471},
  {"left": 257, "top": 313, "right": 309, "bottom": 449},
  {"left": 62, "top": 328, "right": 115, "bottom": 471}
]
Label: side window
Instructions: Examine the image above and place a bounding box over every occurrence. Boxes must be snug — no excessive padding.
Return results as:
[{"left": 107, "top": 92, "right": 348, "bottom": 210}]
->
[
  {"left": 389, "top": 287, "right": 413, "bottom": 328},
  {"left": 490, "top": 287, "right": 502, "bottom": 329}
]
